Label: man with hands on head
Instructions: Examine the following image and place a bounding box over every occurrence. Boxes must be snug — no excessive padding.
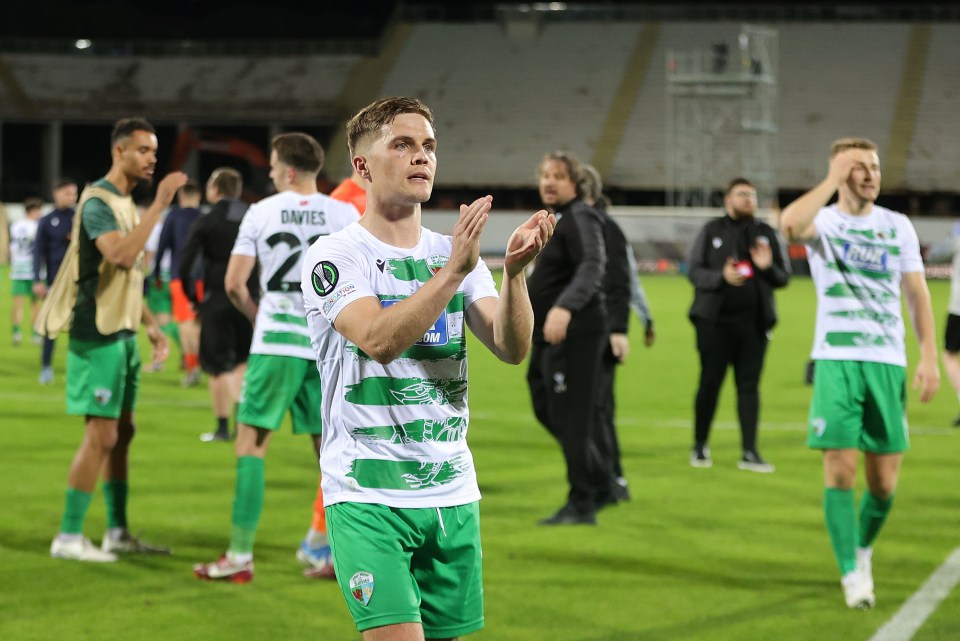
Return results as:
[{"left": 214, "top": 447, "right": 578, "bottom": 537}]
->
[
  {"left": 687, "top": 178, "right": 789, "bottom": 472},
  {"left": 780, "top": 137, "right": 939, "bottom": 610},
  {"left": 301, "top": 96, "right": 554, "bottom": 641}
]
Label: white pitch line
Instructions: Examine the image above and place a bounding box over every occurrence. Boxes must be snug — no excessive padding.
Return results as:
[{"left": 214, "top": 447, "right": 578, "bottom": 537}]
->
[{"left": 868, "top": 547, "right": 960, "bottom": 641}]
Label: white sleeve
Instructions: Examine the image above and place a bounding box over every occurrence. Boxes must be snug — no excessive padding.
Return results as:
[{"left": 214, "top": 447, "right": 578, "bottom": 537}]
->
[
  {"left": 231, "top": 203, "right": 260, "bottom": 257},
  {"left": 301, "top": 238, "right": 376, "bottom": 326},
  {"left": 899, "top": 217, "right": 924, "bottom": 273},
  {"left": 145, "top": 222, "right": 162, "bottom": 253},
  {"left": 462, "top": 256, "right": 499, "bottom": 309}
]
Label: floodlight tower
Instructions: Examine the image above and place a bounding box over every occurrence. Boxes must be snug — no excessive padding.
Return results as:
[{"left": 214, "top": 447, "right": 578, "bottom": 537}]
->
[{"left": 665, "top": 25, "right": 779, "bottom": 209}]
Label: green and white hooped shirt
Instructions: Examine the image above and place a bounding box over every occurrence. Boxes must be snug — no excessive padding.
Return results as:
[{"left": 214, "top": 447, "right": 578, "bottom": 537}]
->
[
  {"left": 301, "top": 222, "right": 498, "bottom": 508},
  {"left": 805, "top": 204, "right": 924, "bottom": 367},
  {"left": 9, "top": 218, "right": 38, "bottom": 281},
  {"left": 232, "top": 190, "right": 359, "bottom": 360}
]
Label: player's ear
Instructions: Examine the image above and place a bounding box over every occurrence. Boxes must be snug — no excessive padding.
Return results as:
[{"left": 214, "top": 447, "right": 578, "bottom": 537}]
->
[{"left": 354, "top": 155, "right": 371, "bottom": 183}]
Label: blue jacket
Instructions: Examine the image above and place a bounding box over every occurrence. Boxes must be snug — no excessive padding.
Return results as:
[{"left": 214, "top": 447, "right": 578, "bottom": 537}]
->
[{"left": 33, "top": 208, "right": 75, "bottom": 284}]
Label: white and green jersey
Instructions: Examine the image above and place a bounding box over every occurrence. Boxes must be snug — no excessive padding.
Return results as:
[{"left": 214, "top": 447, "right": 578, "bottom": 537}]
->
[
  {"left": 9, "top": 218, "right": 39, "bottom": 281},
  {"left": 233, "top": 190, "right": 359, "bottom": 360},
  {"left": 301, "top": 222, "right": 499, "bottom": 508},
  {"left": 805, "top": 204, "right": 924, "bottom": 366},
  {"left": 146, "top": 219, "right": 171, "bottom": 278}
]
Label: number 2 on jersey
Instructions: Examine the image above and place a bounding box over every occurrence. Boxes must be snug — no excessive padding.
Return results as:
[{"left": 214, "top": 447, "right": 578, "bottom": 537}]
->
[{"left": 265, "top": 232, "right": 324, "bottom": 292}]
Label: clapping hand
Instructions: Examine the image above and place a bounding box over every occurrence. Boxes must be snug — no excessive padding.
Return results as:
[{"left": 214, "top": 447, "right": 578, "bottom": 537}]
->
[{"left": 504, "top": 209, "right": 556, "bottom": 278}]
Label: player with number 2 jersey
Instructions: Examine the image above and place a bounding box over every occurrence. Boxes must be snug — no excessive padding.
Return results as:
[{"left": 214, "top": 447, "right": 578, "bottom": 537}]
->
[{"left": 233, "top": 190, "right": 359, "bottom": 360}]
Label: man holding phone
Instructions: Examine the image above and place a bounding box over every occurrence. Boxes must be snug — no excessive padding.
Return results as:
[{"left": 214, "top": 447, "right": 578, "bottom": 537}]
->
[{"left": 686, "top": 178, "right": 790, "bottom": 471}]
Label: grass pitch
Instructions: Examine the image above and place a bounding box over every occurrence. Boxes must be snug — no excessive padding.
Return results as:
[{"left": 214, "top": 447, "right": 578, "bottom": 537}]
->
[{"left": 1, "top": 270, "right": 958, "bottom": 641}]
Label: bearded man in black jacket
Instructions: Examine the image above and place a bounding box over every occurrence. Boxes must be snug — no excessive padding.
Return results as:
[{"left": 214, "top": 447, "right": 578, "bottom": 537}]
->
[{"left": 687, "top": 178, "right": 789, "bottom": 472}]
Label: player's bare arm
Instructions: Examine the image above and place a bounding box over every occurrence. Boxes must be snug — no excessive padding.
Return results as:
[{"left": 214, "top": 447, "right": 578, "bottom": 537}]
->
[
  {"left": 335, "top": 196, "right": 491, "bottom": 364},
  {"left": 902, "top": 271, "right": 940, "bottom": 403},
  {"left": 781, "top": 151, "right": 856, "bottom": 242},
  {"left": 96, "top": 172, "right": 187, "bottom": 269},
  {"left": 225, "top": 254, "right": 259, "bottom": 323},
  {"left": 468, "top": 209, "right": 556, "bottom": 363}
]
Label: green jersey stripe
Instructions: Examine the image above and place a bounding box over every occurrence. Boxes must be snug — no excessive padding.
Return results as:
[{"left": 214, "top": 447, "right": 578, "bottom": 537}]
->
[
  {"left": 268, "top": 313, "right": 309, "bottom": 327},
  {"left": 346, "top": 455, "right": 471, "bottom": 490},
  {"left": 262, "top": 331, "right": 312, "bottom": 348},
  {"left": 824, "top": 283, "right": 897, "bottom": 304},
  {"left": 344, "top": 377, "right": 468, "bottom": 406},
  {"left": 384, "top": 257, "right": 437, "bottom": 283},
  {"left": 825, "top": 332, "right": 894, "bottom": 348}
]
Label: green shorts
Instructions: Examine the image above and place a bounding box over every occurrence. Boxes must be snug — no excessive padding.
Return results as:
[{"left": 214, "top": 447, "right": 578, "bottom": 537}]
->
[
  {"left": 66, "top": 337, "right": 141, "bottom": 418},
  {"left": 146, "top": 276, "right": 172, "bottom": 315},
  {"left": 807, "top": 359, "right": 909, "bottom": 453},
  {"left": 11, "top": 279, "right": 34, "bottom": 298},
  {"left": 236, "top": 353, "right": 321, "bottom": 433},
  {"left": 327, "top": 501, "right": 484, "bottom": 637}
]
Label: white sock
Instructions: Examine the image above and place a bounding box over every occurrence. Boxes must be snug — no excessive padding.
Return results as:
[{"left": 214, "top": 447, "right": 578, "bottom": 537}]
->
[
  {"left": 227, "top": 550, "right": 253, "bottom": 564},
  {"left": 107, "top": 527, "right": 126, "bottom": 540},
  {"left": 57, "top": 533, "right": 82, "bottom": 543}
]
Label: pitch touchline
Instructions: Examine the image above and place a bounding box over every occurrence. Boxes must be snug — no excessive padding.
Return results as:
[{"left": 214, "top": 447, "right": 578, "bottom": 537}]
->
[{"left": 867, "top": 548, "right": 960, "bottom": 641}]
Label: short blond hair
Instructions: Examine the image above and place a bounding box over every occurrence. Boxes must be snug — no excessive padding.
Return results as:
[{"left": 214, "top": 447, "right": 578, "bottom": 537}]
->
[
  {"left": 830, "top": 137, "right": 878, "bottom": 158},
  {"left": 346, "top": 97, "right": 435, "bottom": 158}
]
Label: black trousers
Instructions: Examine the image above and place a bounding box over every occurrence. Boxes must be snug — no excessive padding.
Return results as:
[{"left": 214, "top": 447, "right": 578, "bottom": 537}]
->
[
  {"left": 527, "top": 334, "right": 612, "bottom": 513},
  {"left": 594, "top": 347, "right": 624, "bottom": 481},
  {"left": 693, "top": 320, "right": 769, "bottom": 453}
]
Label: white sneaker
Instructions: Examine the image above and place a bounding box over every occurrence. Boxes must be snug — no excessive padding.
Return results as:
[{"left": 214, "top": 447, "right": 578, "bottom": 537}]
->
[
  {"left": 194, "top": 554, "right": 254, "bottom": 583},
  {"left": 101, "top": 531, "right": 172, "bottom": 555},
  {"left": 38, "top": 367, "right": 54, "bottom": 385},
  {"left": 690, "top": 446, "right": 713, "bottom": 468},
  {"left": 857, "top": 547, "right": 874, "bottom": 594},
  {"left": 842, "top": 570, "right": 876, "bottom": 609},
  {"left": 50, "top": 536, "right": 117, "bottom": 562}
]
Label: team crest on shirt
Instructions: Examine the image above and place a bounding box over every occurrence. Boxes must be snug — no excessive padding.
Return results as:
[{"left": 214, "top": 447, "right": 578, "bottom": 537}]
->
[
  {"left": 350, "top": 571, "right": 374, "bottom": 606},
  {"left": 427, "top": 254, "right": 448, "bottom": 275},
  {"left": 312, "top": 261, "right": 339, "bottom": 296},
  {"left": 94, "top": 388, "right": 112, "bottom": 406}
]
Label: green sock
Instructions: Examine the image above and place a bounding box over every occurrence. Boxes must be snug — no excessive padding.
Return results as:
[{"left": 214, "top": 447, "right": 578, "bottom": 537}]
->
[
  {"left": 162, "top": 321, "right": 180, "bottom": 350},
  {"left": 824, "top": 488, "right": 858, "bottom": 575},
  {"left": 858, "top": 492, "right": 894, "bottom": 548},
  {"left": 103, "top": 479, "right": 129, "bottom": 529},
  {"left": 60, "top": 488, "right": 93, "bottom": 534},
  {"left": 12, "top": 324, "right": 20, "bottom": 334},
  {"left": 230, "top": 456, "right": 265, "bottom": 554}
]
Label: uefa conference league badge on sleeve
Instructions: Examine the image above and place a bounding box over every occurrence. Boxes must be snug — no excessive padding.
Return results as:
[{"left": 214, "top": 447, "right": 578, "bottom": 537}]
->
[
  {"left": 312, "top": 261, "right": 339, "bottom": 296},
  {"left": 313, "top": 260, "right": 358, "bottom": 315}
]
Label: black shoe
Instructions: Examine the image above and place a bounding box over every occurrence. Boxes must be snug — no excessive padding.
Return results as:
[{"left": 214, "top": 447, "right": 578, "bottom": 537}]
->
[
  {"left": 738, "top": 450, "right": 775, "bottom": 473},
  {"left": 596, "top": 481, "right": 631, "bottom": 510},
  {"left": 953, "top": 414, "right": 960, "bottom": 428},
  {"left": 537, "top": 504, "right": 596, "bottom": 526}
]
